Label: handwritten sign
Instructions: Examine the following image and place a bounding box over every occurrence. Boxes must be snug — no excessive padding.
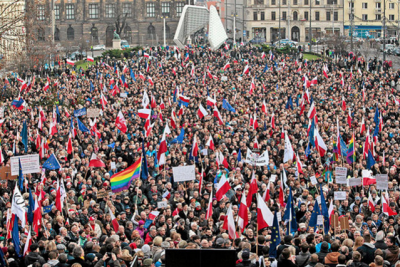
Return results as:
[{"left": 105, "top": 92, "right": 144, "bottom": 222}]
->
[
  {"left": 111, "top": 162, "right": 116, "bottom": 170},
  {"left": 87, "top": 108, "right": 100, "bottom": 118},
  {"left": 11, "top": 154, "right": 40, "bottom": 175},
  {"left": 376, "top": 174, "right": 388, "bottom": 190},
  {"left": 317, "top": 215, "right": 324, "bottom": 225},
  {"left": 221, "top": 76, "right": 228, "bottom": 81},
  {"left": 334, "top": 191, "right": 346, "bottom": 200},
  {"left": 336, "top": 175, "right": 347, "bottom": 184},
  {"left": 120, "top": 93, "right": 128, "bottom": 98},
  {"left": 270, "top": 174, "right": 277, "bottom": 183},
  {"left": 0, "top": 107, "right": 5, "bottom": 118},
  {"left": 277, "top": 212, "right": 281, "bottom": 222},
  {"left": 97, "top": 189, "right": 112, "bottom": 199},
  {"left": 172, "top": 165, "right": 196, "bottom": 182},
  {"left": 310, "top": 176, "right": 317, "bottom": 185},
  {"left": 335, "top": 167, "right": 347, "bottom": 184}
]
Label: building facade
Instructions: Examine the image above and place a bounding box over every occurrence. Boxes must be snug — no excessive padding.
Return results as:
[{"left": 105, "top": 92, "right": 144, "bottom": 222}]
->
[
  {"left": 344, "top": 0, "right": 400, "bottom": 38},
  {"left": 244, "top": 0, "right": 344, "bottom": 43},
  {"left": 27, "top": 0, "right": 186, "bottom": 48}
]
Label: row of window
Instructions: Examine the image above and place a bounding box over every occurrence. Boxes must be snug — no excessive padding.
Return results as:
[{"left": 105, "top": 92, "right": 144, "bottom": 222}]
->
[
  {"left": 37, "top": 2, "right": 185, "bottom": 20},
  {"left": 267, "top": 0, "right": 337, "bottom": 6},
  {"left": 355, "top": 2, "right": 397, "bottom": 9},
  {"left": 351, "top": 14, "right": 396, "bottom": 21},
  {"left": 253, "top": 10, "right": 338, "bottom": 21}
]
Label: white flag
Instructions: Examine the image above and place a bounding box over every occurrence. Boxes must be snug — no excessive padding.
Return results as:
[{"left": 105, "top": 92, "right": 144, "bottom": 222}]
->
[{"left": 283, "top": 132, "right": 294, "bottom": 162}]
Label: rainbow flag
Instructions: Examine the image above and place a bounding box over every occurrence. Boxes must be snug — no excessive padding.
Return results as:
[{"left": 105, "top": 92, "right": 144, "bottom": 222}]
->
[
  {"left": 346, "top": 133, "right": 355, "bottom": 164},
  {"left": 111, "top": 157, "right": 141, "bottom": 193},
  {"left": 332, "top": 138, "right": 339, "bottom": 162}
]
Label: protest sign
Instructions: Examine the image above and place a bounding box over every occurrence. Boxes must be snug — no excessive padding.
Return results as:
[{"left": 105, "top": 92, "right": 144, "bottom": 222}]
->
[
  {"left": 87, "top": 108, "right": 100, "bottom": 118},
  {"left": 158, "top": 201, "right": 168, "bottom": 208},
  {"left": 173, "top": 165, "right": 196, "bottom": 182},
  {"left": 0, "top": 166, "right": 17, "bottom": 180},
  {"left": 120, "top": 93, "right": 128, "bottom": 98},
  {"left": 221, "top": 76, "right": 228, "bottom": 81},
  {"left": 334, "top": 191, "right": 346, "bottom": 200},
  {"left": 310, "top": 176, "right": 317, "bottom": 185},
  {"left": 11, "top": 154, "right": 40, "bottom": 175},
  {"left": 376, "top": 174, "right": 388, "bottom": 190},
  {"left": 245, "top": 148, "right": 269, "bottom": 166},
  {"left": 348, "top": 177, "right": 362, "bottom": 187},
  {"left": 74, "top": 108, "right": 87, "bottom": 117},
  {"left": 336, "top": 176, "right": 347, "bottom": 184},
  {"left": 335, "top": 167, "right": 347, "bottom": 184},
  {"left": 317, "top": 215, "right": 324, "bottom": 225},
  {"left": 97, "top": 190, "right": 112, "bottom": 199}
]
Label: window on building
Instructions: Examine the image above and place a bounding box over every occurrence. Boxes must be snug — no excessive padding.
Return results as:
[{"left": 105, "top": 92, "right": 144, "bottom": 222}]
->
[
  {"left": 362, "top": 14, "right": 368, "bottom": 21},
  {"left": 253, "top": 12, "right": 258, "bottom": 20},
  {"left": 55, "top": 5, "right": 60, "bottom": 20},
  {"left": 271, "top": 11, "right": 276, "bottom": 20},
  {"left": 362, "top": 3, "right": 367, "bottom": 8},
  {"left": 334, "top": 11, "right": 338, "bottom": 21},
  {"left": 176, "top": 2, "right": 184, "bottom": 16},
  {"left": 389, "top": 14, "right": 395, "bottom": 20},
  {"left": 315, "top": 0, "right": 320, "bottom": 5},
  {"left": 123, "top": 3, "right": 132, "bottom": 17},
  {"left": 37, "top": 5, "right": 45, "bottom": 21},
  {"left": 376, "top": 2, "right": 381, "bottom": 8},
  {"left": 105, "top": 4, "right": 115, "bottom": 18},
  {"left": 293, "top": 11, "right": 298, "bottom": 20},
  {"left": 147, "top": 3, "right": 155, "bottom": 17},
  {"left": 376, "top": 14, "right": 382, "bottom": 20},
  {"left": 282, "top": 0, "right": 286, "bottom": 5},
  {"left": 282, "top": 11, "right": 286, "bottom": 20},
  {"left": 389, "top": 3, "right": 394, "bottom": 9},
  {"left": 261, "top": 11, "right": 265, "bottom": 20},
  {"left": 327, "top": 0, "right": 336, "bottom": 4},
  {"left": 326, "top": 11, "right": 330, "bottom": 21},
  {"left": 66, "top": 4, "right": 74, "bottom": 19},
  {"left": 89, "top": 4, "right": 99, "bottom": 19},
  {"left": 315, "top": 11, "right": 319, "bottom": 20},
  {"left": 293, "top": 0, "right": 297, "bottom": 5},
  {"left": 161, "top": 2, "right": 170, "bottom": 17},
  {"left": 271, "top": 0, "right": 276, "bottom": 4},
  {"left": 349, "top": 2, "right": 354, "bottom": 8},
  {"left": 67, "top": 25, "right": 74, "bottom": 40},
  {"left": 91, "top": 27, "right": 98, "bottom": 40},
  {"left": 54, "top": 27, "right": 60, "bottom": 41},
  {"left": 38, "top": 28, "right": 45, "bottom": 41},
  {"left": 304, "top": 0, "right": 308, "bottom": 5},
  {"left": 304, "top": 11, "right": 308, "bottom": 20}
]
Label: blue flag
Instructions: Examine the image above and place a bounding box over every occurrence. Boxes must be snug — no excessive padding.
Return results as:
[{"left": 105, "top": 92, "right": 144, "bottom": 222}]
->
[
  {"left": 141, "top": 140, "right": 149, "bottom": 180},
  {"left": 18, "top": 159, "right": 23, "bottom": 191},
  {"left": 90, "top": 81, "right": 95, "bottom": 92},
  {"left": 285, "top": 96, "right": 293, "bottom": 110},
  {"left": 12, "top": 215, "right": 20, "bottom": 256},
  {"left": 144, "top": 219, "right": 153, "bottom": 229},
  {"left": 309, "top": 118, "right": 315, "bottom": 147},
  {"left": 56, "top": 105, "right": 61, "bottom": 122},
  {"left": 319, "top": 184, "right": 330, "bottom": 234},
  {"left": 42, "top": 204, "right": 54, "bottom": 214},
  {"left": 367, "top": 150, "right": 376, "bottom": 169},
  {"left": 21, "top": 120, "right": 28, "bottom": 153},
  {"left": 108, "top": 142, "right": 115, "bottom": 148},
  {"left": 76, "top": 117, "right": 90, "bottom": 133},
  {"left": 43, "top": 154, "right": 61, "bottom": 170},
  {"left": 0, "top": 245, "right": 7, "bottom": 267},
  {"left": 28, "top": 188, "right": 35, "bottom": 224},
  {"left": 263, "top": 63, "right": 268, "bottom": 73},
  {"left": 170, "top": 128, "right": 185, "bottom": 144},
  {"left": 339, "top": 134, "right": 348, "bottom": 157},
  {"left": 373, "top": 123, "right": 379, "bottom": 142},
  {"left": 222, "top": 99, "right": 236, "bottom": 113},
  {"left": 310, "top": 95, "right": 314, "bottom": 105},
  {"left": 130, "top": 68, "right": 136, "bottom": 82},
  {"left": 282, "top": 187, "right": 297, "bottom": 235},
  {"left": 237, "top": 148, "right": 242, "bottom": 162},
  {"left": 305, "top": 142, "right": 311, "bottom": 157},
  {"left": 264, "top": 121, "right": 267, "bottom": 131},
  {"left": 269, "top": 212, "right": 281, "bottom": 258},
  {"left": 308, "top": 200, "right": 321, "bottom": 229},
  {"left": 374, "top": 106, "right": 379, "bottom": 124},
  {"left": 11, "top": 98, "right": 24, "bottom": 109}
]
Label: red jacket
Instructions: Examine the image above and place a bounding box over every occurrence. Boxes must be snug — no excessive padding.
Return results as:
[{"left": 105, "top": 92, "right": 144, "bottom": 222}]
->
[{"left": 144, "top": 233, "right": 153, "bottom": 244}]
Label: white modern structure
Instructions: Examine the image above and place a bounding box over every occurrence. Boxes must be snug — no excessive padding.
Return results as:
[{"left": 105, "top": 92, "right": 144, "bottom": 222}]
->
[{"left": 173, "top": 5, "right": 227, "bottom": 50}]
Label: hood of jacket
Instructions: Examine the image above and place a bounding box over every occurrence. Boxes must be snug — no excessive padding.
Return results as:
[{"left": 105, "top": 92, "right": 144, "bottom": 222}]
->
[{"left": 326, "top": 252, "right": 340, "bottom": 263}]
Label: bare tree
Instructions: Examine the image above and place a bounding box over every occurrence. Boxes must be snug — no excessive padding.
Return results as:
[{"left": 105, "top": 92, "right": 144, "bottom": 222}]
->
[{"left": 115, "top": 13, "right": 128, "bottom": 36}]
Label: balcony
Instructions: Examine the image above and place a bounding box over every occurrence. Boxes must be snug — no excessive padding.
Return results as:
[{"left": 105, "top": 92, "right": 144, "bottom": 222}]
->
[{"left": 375, "top": 8, "right": 382, "bottom": 13}]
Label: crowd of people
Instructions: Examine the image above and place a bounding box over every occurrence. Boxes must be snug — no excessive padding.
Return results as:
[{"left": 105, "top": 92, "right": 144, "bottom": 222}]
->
[{"left": 0, "top": 41, "right": 398, "bottom": 267}]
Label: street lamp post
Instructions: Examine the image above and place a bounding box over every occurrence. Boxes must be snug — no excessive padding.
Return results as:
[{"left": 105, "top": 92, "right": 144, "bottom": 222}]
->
[
  {"left": 384, "top": 0, "right": 387, "bottom": 62},
  {"left": 309, "top": 0, "right": 312, "bottom": 52},
  {"left": 161, "top": 16, "right": 168, "bottom": 47}
]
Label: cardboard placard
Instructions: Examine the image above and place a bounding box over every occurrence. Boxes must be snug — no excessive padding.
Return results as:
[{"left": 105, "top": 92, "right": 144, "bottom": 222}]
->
[
  {"left": 348, "top": 177, "right": 362, "bottom": 187},
  {"left": 270, "top": 174, "right": 277, "bottom": 183},
  {"left": 120, "top": 93, "right": 128, "bottom": 98},
  {"left": 334, "top": 191, "right": 346, "bottom": 200},
  {"left": 331, "top": 214, "right": 339, "bottom": 229},
  {"left": 97, "top": 189, "right": 112, "bottom": 199},
  {"left": 335, "top": 167, "right": 348, "bottom": 177},
  {"left": 376, "top": 174, "right": 389, "bottom": 190},
  {"left": 11, "top": 154, "right": 40, "bottom": 175},
  {"left": 0, "top": 107, "right": 5, "bottom": 118},
  {"left": 317, "top": 215, "right": 324, "bottom": 225},
  {"left": 340, "top": 216, "right": 350, "bottom": 230},
  {"left": 336, "top": 175, "right": 347, "bottom": 184},
  {"left": 221, "top": 76, "right": 228, "bottom": 81},
  {"left": 87, "top": 108, "right": 100, "bottom": 118},
  {"left": 111, "top": 162, "right": 116, "bottom": 170},
  {"left": 172, "top": 165, "right": 196, "bottom": 182},
  {"left": 158, "top": 201, "right": 167, "bottom": 208},
  {"left": 310, "top": 176, "right": 317, "bottom": 185},
  {"left": 0, "top": 166, "right": 17, "bottom": 180}
]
